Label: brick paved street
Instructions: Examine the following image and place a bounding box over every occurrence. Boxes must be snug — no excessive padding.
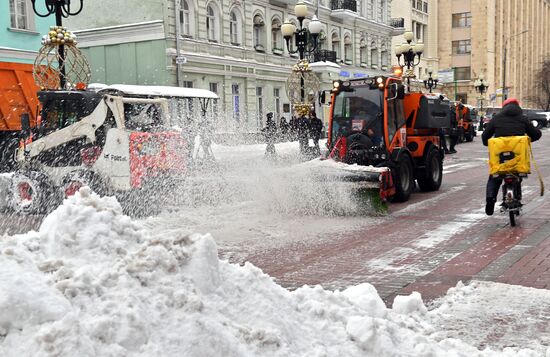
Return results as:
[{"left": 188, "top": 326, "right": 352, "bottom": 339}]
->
[{"left": 241, "top": 131, "right": 550, "bottom": 308}]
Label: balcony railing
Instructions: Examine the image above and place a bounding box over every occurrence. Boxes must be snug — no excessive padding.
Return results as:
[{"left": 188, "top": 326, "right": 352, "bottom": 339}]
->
[
  {"left": 390, "top": 18, "right": 405, "bottom": 28},
  {"left": 330, "top": 0, "right": 357, "bottom": 12},
  {"left": 311, "top": 50, "right": 337, "bottom": 63}
]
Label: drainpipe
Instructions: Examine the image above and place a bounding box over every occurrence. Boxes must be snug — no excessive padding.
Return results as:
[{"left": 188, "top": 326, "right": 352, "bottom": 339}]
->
[{"left": 174, "top": 0, "right": 181, "bottom": 87}]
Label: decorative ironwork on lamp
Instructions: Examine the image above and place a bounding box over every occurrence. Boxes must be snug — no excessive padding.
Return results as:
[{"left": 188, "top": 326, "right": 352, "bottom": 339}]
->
[
  {"left": 282, "top": 1, "right": 322, "bottom": 117},
  {"left": 30, "top": 0, "right": 85, "bottom": 89},
  {"left": 395, "top": 31, "right": 423, "bottom": 92}
]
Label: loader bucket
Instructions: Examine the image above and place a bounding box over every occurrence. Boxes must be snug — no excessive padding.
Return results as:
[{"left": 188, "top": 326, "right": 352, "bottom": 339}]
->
[{"left": 302, "top": 159, "right": 391, "bottom": 215}]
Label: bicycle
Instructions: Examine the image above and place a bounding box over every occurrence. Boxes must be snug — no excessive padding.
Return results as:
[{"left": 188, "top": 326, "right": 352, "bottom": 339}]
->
[{"left": 499, "top": 172, "right": 526, "bottom": 226}]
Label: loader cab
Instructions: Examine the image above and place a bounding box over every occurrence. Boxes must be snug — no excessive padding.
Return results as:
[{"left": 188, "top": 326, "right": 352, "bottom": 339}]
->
[
  {"left": 38, "top": 91, "right": 103, "bottom": 135},
  {"left": 328, "top": 77, "right": 405, "bottom": 152}
]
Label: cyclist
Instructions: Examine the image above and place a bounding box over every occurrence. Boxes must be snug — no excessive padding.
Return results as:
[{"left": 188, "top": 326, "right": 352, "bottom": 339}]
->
[{"left": 482, "top": 98, "right": 542, "bottom": 215}]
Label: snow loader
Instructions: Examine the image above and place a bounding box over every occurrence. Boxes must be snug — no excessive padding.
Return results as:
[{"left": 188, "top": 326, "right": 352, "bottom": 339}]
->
[
  {"left": 319, "top": 75, "right": 450, "bottom": 206},
  {"left": 9, "top": 85, "right": 218, "bottom": 215}
]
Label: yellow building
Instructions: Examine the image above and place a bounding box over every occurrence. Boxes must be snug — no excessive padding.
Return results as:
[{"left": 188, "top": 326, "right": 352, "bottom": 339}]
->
[{"left": 436, "top": 0, "right": 550, "bottom": 110}]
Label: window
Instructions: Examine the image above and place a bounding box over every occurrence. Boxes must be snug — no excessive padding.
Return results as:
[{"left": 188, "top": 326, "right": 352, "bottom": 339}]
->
[
  {"left": 416, "top": 0, "right": 423, "bottom": 11},
  {"left": 256, "top": 87, "right": 263, "bottom": 128},
  {"left": 452, "top": 40, "right": 471, "bottom": 54},
  {"left": 9, "top": 0, "right": 32, "bottom": 30},
  {"left": 271, "top": 18, "right": 282, "bottom": 53},
  {"left": 415, "top": 22, "right": 422, "bottom": 40},
  {"left": 253, "top": 14, "right": 266, "bottom": 51},
  {"left": 206, "top": 4, "right": 218, "bottom": 42},
  {"left": 183, "top": 81, "right": 193, "bottom": 88},
  {"left": 457, "top": 93, "right": 468, "bottom": 104},
  {"left": 423, "top": 1, "right": 428, "bottom": 13},
  {"left": 380, "top": 46, "right": 388, "bottom": 68},
  {"left": 331, "top": 32, "right": 340, "bottom": 60},
  {"left": 229, "top": 10, "right": 242, "bottom": 45},
  {"left": 344, "top": 36, "right": 352, "bottom": 63},
  {"left": 274, "top": 88, "right": 281, "bottom": 117},
  {"left": 452, "top": 12, "right": 471, "bottom": 28},
  {"left": 367, "top": 0, "right": 374, "bottom": 19},
  {"left": 232, "top": 84, "right": 240, "bottom": 122},
  {"left": 370, "top": 41, "right": 378, "bottom": 67},
  {"left": 378, "top": 0, "right": 385, "bottom": 22},
  {"left": 209, "top": 82, "right": 218, "bottom": 94},
  {"left": 360, "top": 39, "right": 367, "bottom": 65},
  {"left": 179, "top": 0, "right": 191, "bottom": 37},
  {"left": 454, "top": 67, "right": 471, "bottom": 80}
]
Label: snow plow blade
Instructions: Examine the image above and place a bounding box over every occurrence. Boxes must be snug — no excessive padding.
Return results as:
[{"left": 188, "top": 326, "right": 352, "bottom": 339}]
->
[{"left": 302, "top": 159, "right": 393, "bottom": 214}]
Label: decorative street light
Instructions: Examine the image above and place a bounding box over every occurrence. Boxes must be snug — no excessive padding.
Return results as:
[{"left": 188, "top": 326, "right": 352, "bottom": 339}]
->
[
  {"left": 282, "top": 1, "right": 323, "bottom": 117},
  {"left": 395, "top": 31, "right": 424, "bottom": 91},
  {"left": 281, "top": 2, "right": 323, "bottom": 61},
  {"left": 474, "top": 74, "right": 489, "bottom": 119},
  {"left": 30, "top": 0, "right": 84, "bottom": 88},
  {"left": 423, "top": 67, "right": 438, "bottom": 93}
]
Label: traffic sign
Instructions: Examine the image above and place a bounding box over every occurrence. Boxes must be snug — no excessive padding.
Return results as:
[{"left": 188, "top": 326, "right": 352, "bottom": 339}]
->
[
  {"left": 437, "top": 68, "right": 454, "bottom": 83},
  {"left": 176, "top": 56, "right": 187, "bottom": 65}
]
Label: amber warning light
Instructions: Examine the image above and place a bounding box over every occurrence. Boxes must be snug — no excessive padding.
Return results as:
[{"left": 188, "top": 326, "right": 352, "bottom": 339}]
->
[{"left": 392, "top": 66, "right": 403, "bottom": 77}]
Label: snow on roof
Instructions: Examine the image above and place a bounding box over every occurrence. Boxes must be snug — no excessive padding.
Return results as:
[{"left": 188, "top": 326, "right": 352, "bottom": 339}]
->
[{"left": 89, "top": 83, "right": 219, "bottom": 99}]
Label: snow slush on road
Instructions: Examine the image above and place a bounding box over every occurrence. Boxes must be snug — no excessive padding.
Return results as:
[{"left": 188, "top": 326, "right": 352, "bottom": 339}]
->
[{"left": 0, "top": 188, "right": 543, "bottom": 356}]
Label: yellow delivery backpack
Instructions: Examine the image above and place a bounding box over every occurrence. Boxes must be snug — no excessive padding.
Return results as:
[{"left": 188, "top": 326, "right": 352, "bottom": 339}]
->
[{"left": 488, "top": 136, "right": 531, "bottom": 175}]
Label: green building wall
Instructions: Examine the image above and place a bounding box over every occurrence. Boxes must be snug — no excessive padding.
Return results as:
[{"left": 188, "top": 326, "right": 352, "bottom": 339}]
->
[{"left": 80, "top": 40, "right": 169, "bottom": 85}]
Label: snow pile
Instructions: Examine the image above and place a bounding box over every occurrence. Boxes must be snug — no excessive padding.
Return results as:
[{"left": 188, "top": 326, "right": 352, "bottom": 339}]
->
[{"left": 0, "top": 189, "right": 541, "bottom": 356}]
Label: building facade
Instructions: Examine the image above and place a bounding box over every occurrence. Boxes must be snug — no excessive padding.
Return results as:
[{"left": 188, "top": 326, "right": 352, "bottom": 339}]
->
[
  {"left": 66, "top": 0, "right": 404, "bottom": 131},
  {"left": 391, "top": 0, "right": 438, "bottom": 80},
  {"left": 0, "top": 0, "right": 53, "bottom": 63},
  {"left": 436, "top": 0, "right": 550, "bottom": 109}
]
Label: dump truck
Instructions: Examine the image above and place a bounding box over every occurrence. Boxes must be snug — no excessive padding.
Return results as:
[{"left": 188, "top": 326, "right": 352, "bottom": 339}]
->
[
  {"left": 10, "top": 85, "right": 218, "bottom": 214},
  {"left": 0, "top": 62, "right": 40, "bottom": 171},
  {"left": 320, "top": 75, "right": 450, "bottom": 203}
]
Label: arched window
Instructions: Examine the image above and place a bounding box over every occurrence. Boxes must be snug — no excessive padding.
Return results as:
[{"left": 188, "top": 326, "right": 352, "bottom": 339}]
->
[
  {"left": 331, "top": 32, "right": 340, "bottom": 61},
  {"left": 206, "top": 3, "right": 219, "bottom": 42},
  {"left": 360, "top": 38, "right": 367, "bottom": 65},
  {"left": 344, "top": 35, "right": 352, "bottom": 64},
  {"left": 271, "top": 18, "right": 282, "bottom": 53},
  {"left": 370, "top": 41, "right": 378, "bottom": 68},
  {"left": 230, "top": 9, "right": 242, "bottom": 45},
  {"left": 179, "top": 0, "right": 193, "bottom": 37},
  {"left": 380, "top": 43, "right": 388, "bottom": 68},
  {"left": 253, "top": 14, "right": 266, "bottom": 52}
]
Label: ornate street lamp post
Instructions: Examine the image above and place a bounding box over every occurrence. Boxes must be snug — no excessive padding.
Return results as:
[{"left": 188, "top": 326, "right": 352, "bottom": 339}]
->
[
  {"left": 423, "top": 67, "right": 438, "bottom": 93},
  {"left": 474, "top": 74, "right": 489, "bottom": 122},
  {"left": 30, "top": 0, "right": 84, "bottom": 88},
  {"left": 281, "top": 2, "right": 322, "bottom": 117},
  {"left": 395, "top": 31, "right": 424, "bottom": 92}
]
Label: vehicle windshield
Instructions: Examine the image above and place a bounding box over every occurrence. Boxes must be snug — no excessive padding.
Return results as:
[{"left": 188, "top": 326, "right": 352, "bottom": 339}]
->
[
  {"left": 124, "top": 103, "right": 164, "bottom": 131},
  {"left": 332, "top": 86, "right": 383, "bottom": 142}
]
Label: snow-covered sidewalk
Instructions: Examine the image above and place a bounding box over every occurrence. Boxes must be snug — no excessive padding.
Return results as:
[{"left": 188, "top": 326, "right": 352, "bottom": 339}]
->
[{"left": 1, "top": 189, "right": 548, "bottom": 356}]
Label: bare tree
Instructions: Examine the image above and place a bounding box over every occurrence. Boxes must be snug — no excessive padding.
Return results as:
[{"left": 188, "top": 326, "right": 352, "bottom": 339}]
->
[{"left": 528, "top": 58, "right": 550, "bottom": 111}]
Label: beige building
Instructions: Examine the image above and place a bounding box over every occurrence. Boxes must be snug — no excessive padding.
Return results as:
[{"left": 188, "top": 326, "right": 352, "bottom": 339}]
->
[
  {"left": 436, "top": 0, "right": 550, "bottom": 110},
  {"left": 391, "top": 0, "right": 438, "bottom": 80}
]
